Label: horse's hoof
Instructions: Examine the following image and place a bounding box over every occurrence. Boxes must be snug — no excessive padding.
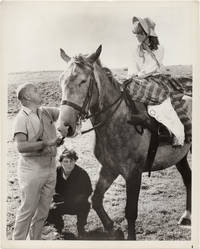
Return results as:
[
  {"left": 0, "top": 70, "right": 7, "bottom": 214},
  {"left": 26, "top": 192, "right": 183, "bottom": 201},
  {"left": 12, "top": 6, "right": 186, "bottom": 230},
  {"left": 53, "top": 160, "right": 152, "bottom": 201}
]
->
[
  {"left": 105, "top": 221, "right": 114, "bottom": 232},
  {"left": 127, "top": 234, "right": 136, "bottom": 240},
  {"left": 178, "top": 217, "right": 191, "bottom": 226}
]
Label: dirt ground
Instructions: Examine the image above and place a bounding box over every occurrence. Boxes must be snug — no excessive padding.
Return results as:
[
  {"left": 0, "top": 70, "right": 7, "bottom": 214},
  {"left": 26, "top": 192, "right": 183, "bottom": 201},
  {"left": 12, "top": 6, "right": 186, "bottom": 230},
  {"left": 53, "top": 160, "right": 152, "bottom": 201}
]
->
[{"left": 6, "top": 66, "right": 192, "bottom": 240}]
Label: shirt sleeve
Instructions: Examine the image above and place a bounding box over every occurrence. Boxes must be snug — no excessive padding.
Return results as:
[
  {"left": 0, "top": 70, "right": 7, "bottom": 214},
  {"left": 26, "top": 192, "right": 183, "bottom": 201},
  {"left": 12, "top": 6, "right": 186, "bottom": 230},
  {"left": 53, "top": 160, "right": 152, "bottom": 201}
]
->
[
  {"left": 78, "top": 170, "right": 93, "bottom": 196},
  {"left": 13, "top": 112, "right": 28, "bottom": 139},
  {"left": 43, "top": 107, "right": 60, "bottom": 122}
]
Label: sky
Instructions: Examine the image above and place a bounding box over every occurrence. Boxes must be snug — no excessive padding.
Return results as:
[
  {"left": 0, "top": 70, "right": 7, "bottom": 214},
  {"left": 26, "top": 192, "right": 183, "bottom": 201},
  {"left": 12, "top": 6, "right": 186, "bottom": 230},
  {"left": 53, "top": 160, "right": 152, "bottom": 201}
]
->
[{"left": 1, "top": 1, "right": 197, "bottom": 73}]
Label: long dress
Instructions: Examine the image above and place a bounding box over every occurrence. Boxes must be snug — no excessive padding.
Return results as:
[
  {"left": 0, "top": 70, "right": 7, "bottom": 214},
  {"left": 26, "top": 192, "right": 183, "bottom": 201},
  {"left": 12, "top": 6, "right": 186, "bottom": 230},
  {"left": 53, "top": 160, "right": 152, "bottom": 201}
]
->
[{"left": 127, "top": 44, "right": 192, "bottom": 143}]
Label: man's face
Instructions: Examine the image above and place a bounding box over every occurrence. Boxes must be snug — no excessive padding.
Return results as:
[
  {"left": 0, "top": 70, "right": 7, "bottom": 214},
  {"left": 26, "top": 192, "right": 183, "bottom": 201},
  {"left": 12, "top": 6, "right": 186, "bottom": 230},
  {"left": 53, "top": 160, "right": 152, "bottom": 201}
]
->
[
  {"left": 26, "top": 85, "right": 42, "bottom": 105},
  {"left": 61, "top": 157, "right": 75, "bottom": 176}
]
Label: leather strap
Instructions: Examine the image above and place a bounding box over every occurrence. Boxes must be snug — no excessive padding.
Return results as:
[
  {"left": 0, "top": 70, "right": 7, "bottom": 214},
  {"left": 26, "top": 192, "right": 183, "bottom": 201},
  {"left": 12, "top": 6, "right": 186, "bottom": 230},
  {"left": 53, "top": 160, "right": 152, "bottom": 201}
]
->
[
  {"left": 145, "top": 131, "right": 159, "bottom": 177},
  {"left": 61, "top": 100, "right": 83, "bottom": 113}
]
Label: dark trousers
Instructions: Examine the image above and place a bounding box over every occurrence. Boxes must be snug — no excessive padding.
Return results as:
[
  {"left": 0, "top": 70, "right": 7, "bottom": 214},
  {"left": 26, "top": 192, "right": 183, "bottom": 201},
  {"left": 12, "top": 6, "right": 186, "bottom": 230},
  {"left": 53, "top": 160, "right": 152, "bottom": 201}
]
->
[{"left": 46, "top": 194, "right": 90, "bottom": 234}]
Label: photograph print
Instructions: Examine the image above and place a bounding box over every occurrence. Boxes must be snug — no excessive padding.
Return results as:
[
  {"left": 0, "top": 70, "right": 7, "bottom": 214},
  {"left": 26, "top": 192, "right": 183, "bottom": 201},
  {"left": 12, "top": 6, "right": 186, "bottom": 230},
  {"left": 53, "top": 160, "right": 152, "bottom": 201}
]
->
[{"left": 1, "top": 0, "right": 198, "bottom": 247}]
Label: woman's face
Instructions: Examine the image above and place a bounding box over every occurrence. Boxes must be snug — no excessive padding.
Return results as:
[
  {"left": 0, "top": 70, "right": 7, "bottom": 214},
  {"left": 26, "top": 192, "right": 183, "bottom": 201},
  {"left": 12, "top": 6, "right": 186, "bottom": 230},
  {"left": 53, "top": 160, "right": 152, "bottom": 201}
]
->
[
  {"left": 61, "top": 157, "right": 75, "bottom": 176},
  {"left": 135, "top": 32, "right": 147, "bottom": 44},
  {"left": 132, "top": 23, "right": 147, "bottom": 44}
]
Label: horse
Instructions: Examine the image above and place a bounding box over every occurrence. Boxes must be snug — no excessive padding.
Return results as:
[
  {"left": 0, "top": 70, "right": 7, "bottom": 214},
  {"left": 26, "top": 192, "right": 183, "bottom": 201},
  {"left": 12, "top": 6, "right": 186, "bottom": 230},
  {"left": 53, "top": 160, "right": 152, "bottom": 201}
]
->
[{"left": 57, "top": 45, "right": 192, "bottom": 240}]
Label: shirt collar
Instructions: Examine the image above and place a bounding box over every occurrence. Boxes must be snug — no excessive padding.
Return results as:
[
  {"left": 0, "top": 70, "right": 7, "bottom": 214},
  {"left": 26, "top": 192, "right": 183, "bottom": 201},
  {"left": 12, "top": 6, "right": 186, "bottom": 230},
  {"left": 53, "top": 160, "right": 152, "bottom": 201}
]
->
[
  {"left": 22, "top": 106, "right": 39, "bottom": 116},
  {"left": 22, "top": 106, "right": 33, "bottom": 115}
]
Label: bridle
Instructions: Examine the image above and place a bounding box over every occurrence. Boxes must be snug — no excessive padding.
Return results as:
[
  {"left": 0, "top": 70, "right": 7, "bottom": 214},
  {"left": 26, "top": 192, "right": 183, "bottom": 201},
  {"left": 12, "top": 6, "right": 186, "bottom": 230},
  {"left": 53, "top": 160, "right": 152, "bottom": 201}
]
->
[
  {"left": 61, "top": 73, "right": 94, "bottom": 121},
  {"left": 61, "top": 63, "right": 123, "bottom": 134}
]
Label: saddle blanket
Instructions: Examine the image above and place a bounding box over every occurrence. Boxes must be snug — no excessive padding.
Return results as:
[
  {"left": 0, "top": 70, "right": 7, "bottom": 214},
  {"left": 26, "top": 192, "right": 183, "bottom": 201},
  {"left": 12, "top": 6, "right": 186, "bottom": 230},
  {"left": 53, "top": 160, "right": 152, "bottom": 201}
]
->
[{"left": 126, "top": 74, "right": 192, "bottom": 142}]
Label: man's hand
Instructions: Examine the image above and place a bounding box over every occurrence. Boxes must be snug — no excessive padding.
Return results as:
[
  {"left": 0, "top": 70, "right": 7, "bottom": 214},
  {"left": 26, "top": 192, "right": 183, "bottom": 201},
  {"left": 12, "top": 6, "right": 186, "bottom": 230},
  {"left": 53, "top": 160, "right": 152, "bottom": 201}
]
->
[
  {"left": 43, "top": 137, "right": 65, "bottom": 147},
  {"left": 50, "top": 202, "right": 58, "bottom": 210},
  {"left": 56, "top": 137, "right": 65, "bottom": 147},
  {"left": 43, "top": 137, "right": 58, "bottom": 146}
]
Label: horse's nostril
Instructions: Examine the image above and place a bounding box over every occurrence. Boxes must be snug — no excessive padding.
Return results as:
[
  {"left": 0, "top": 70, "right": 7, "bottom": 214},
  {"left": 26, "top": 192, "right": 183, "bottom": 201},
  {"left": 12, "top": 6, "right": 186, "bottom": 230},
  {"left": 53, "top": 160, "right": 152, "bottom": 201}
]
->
[{"left": 64, "top": 121, "right": 69, "bottom": 127}]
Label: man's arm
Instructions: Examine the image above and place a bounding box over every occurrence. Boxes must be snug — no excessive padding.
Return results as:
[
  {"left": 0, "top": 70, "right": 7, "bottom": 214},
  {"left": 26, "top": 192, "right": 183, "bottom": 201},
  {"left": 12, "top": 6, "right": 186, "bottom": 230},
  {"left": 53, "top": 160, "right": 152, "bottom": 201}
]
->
[
  {"left": 44, "top": 107, "right": 60, "bottom": 122},
  {"left": 14, "top": 133, "right": 57, "bottom": 153}
]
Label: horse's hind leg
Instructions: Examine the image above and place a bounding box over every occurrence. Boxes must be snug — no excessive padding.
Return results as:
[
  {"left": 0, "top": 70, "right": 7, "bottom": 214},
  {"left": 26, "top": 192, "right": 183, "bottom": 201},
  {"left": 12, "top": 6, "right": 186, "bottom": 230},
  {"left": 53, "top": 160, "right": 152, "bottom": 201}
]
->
[
  {"left": 91, "top": 166, "right": 118, "bottom": 231},
  {"left": 125, "top": 169, "right": 142, "bottom": 240},
  {"left": 176, "top": 155, "right": 191, "bottom": 225}
]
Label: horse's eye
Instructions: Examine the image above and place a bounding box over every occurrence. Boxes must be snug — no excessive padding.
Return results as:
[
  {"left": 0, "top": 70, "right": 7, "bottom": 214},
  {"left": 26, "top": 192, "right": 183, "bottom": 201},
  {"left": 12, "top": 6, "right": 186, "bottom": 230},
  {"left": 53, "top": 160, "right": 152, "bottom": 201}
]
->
[{"left": 79, "top": 80, "right": 86, "bottom": 86}]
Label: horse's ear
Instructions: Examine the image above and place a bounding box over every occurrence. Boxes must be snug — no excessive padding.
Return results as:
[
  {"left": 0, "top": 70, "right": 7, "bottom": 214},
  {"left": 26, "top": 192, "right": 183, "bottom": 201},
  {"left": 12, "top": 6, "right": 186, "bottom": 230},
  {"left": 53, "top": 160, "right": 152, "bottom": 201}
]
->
[
  {"left": 60, "top": 48, "right": 71, "bottom": 63},
  {"left": 87, "top": 45, "right": 102, "bottom": 64}
]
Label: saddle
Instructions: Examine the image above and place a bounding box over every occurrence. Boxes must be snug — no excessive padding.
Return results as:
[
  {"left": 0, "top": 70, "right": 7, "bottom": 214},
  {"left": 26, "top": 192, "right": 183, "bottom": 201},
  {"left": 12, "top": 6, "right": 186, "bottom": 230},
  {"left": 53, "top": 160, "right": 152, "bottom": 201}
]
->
[{"left": 122, "top": 81, "right": 173, "bottom": 177}]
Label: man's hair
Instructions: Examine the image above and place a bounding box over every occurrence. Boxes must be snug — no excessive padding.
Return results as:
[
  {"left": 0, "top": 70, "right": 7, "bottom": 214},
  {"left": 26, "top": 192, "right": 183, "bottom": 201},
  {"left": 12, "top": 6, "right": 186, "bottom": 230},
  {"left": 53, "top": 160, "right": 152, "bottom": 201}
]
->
[
  {"left": 59, "top": 148, "right": 78, "bottom": 162},
  {"left": 16, "top": 83, "right": 34, "bottom": 102}
]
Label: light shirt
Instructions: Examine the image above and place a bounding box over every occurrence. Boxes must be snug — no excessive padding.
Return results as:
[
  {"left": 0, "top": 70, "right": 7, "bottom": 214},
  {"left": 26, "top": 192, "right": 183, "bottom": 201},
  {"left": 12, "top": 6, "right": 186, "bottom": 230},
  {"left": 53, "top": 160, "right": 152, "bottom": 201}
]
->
[
  {"left": 128, "top": 45, "right": 164, "bottom": 78},
  {"left": 13, "top": 106, "right": 41, "bottom": 141},
  {"left": 13, "top": 106, "right": 59, "bottom": 141},
  {"left": 13, "top": 105, "right": 59, "bottom": 157}
]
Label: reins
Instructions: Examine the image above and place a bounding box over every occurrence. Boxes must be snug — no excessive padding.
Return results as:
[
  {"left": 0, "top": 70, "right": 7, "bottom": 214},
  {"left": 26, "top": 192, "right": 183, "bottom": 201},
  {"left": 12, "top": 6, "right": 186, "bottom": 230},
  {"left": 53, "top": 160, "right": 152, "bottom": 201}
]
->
[{"left": 81, "top": 93, "right": 123, "bottom": 134}]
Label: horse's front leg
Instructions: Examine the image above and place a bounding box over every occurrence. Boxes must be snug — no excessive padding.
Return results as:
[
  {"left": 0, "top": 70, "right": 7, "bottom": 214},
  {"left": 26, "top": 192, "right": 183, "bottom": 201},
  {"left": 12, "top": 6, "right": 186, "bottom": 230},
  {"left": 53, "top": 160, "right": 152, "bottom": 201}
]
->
[
  {"left": 92, "top": 166, "right": 118, "bottom": 231},
  {"left": 125, "top": 169, "right": 142, "bottom": 240}
]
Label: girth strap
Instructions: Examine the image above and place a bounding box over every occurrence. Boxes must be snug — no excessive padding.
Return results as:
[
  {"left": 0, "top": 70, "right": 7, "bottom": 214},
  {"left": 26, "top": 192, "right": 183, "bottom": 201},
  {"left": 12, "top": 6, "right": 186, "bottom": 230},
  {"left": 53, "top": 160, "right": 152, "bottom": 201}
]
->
[{"left": 145, "top": 131, "right": 159, "bottom": 177}]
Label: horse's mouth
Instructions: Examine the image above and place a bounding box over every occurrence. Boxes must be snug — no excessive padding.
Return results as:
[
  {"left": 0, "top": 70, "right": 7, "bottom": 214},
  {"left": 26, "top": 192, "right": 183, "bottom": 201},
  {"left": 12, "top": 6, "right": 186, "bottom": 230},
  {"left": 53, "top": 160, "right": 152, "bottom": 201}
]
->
[
  {"left": 65, "top": 121, "right": 82, "bottom": 138},
  {"left": 66, "top": 125, "right": 74, "bottom": 137}
]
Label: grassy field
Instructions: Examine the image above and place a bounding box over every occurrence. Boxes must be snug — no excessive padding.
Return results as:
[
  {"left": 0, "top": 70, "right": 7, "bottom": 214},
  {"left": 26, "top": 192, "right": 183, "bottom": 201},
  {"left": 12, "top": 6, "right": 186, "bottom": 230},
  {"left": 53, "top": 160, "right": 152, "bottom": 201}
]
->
[{"left": 6, "top": 66, "right": 192, "bottom": 240}]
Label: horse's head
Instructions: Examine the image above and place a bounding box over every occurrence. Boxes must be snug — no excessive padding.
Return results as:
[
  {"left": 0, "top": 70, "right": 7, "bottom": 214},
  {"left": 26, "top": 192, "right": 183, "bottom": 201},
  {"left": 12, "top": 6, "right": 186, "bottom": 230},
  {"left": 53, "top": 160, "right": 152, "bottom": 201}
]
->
[{"left": 57, "top": 45, "right": 102, "bottom": 137}]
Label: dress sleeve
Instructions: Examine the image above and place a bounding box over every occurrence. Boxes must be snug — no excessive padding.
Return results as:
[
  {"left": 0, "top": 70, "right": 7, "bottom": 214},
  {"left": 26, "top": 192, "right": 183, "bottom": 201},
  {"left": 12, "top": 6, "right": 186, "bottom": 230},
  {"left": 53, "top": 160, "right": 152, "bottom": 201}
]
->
[
  {"left": 127, "top": 47, "right": 139, "bottom": 77},
  {"left": 155, "top": 45, "right": 164, "bottom": 65}
]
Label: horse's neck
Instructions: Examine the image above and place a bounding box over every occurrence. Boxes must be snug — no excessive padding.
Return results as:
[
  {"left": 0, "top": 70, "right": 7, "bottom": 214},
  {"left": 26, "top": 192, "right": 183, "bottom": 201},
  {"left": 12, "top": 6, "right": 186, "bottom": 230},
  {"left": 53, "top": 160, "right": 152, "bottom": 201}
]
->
[{"left": 93, "top": 65, "right": 121, "bottom": 110}]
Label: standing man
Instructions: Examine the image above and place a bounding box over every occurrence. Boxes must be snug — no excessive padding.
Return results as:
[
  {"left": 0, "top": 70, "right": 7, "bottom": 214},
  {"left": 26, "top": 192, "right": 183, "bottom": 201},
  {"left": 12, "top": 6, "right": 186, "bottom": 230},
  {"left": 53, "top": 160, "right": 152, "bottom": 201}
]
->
[{"left": 12, "top": 83, "right": 62, "bottom": 240}]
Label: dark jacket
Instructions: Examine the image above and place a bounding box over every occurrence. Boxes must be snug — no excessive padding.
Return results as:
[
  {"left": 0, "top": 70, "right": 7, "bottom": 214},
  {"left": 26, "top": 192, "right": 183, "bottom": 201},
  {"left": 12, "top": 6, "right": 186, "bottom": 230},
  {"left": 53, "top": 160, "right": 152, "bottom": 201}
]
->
[{"left": 54, "top": 165, "right": 92, "bottom": 203}]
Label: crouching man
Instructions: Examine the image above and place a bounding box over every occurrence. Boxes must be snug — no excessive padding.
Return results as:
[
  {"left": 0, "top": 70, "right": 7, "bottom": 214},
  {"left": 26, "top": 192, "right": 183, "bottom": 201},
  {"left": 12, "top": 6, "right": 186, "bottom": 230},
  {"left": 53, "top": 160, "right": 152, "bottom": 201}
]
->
[{"left": 46, "top": 148, "right": 92, "bottom": 237}]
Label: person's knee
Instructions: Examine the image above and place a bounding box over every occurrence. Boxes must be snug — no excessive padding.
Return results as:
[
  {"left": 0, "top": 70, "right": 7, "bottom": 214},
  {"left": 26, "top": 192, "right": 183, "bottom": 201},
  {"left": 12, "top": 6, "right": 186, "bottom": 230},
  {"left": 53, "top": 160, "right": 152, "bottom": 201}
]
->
[
  {"left": 16, "top": 200, "right": 38, "bottom": 222},
  {"left": 45, "top": 208, "right": 64, "bottom": 232},
  {"left": 76, "top": 200, "right": 91, "bottom": 216}
]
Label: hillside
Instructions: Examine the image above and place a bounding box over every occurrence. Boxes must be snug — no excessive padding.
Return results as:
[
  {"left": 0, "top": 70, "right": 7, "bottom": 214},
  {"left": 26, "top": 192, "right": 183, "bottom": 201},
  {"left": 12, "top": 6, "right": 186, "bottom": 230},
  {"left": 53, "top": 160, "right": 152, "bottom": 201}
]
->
[{"left": 7, "top": 65, "right": 192, "bottom": 118}]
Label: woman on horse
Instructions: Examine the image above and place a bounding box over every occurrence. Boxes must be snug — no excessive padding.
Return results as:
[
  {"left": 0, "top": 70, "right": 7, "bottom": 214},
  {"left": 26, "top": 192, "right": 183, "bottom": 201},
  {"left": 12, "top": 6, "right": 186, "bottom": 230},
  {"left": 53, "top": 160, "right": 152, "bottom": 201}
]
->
[{"left": 127, "top": 16, "right": 191, "bottom": 146}]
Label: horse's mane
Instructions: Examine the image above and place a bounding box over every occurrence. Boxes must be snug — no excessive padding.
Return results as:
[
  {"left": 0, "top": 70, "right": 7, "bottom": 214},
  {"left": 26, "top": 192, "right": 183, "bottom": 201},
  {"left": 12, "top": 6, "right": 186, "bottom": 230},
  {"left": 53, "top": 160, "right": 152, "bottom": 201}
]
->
[
  {"left": 95, "top": 59, "right": 121, "bottom": 90},
  {"left": 73, "top": 54, "right": 121, "bottom": 90}
]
